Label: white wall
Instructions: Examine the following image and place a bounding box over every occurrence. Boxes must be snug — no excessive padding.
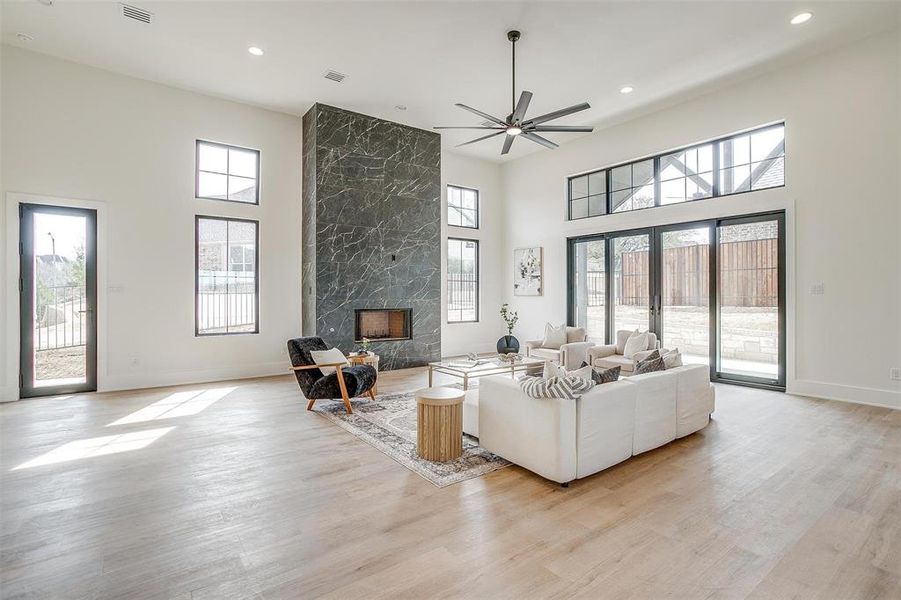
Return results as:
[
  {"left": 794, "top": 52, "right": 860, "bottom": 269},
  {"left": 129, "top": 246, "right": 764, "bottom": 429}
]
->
[
  {"left": 500, "top": 29, "right": 901, "bottom": 409},
  {"left": 1, "top": 47, "right": 302, "bottom": 400},
  {"left": 441, "top": 151, "right": 505, "bottom": 357}
]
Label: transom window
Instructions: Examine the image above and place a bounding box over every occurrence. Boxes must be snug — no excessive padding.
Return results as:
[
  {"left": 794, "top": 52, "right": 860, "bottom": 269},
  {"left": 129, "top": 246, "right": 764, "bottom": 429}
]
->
[
  {"left": 568, "top": 123, "right": 784, "bottom": 220},
  {"left": 196, "top": 140, "right": 260, "bottom": 204},
  {"left": 447, "top": 185, "right": 479, "bottom": 228}
]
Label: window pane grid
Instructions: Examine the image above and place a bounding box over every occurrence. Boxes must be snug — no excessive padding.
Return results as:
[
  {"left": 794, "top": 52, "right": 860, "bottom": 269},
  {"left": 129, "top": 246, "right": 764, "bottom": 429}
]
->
[
  {"left": 567, "top": 123, "right": 784, "bottom": 220},
  {"left": 197, "top": 217, "right": 258, "bottom": 335},
  {"left": 196, "top": 141, "right": 260, "bottom": 204},
  {"left": 447, "top": 238, "right": 479, "bottom": 322},
  {"left": 447, "top": 185, "right": 479, "bottom": 229}
]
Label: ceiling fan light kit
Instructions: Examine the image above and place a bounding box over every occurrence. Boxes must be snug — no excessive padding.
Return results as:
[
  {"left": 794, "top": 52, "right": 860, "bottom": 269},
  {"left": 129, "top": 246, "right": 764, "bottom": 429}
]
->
[{"left": 435, "top": 30, "right": 594, "bottom": 155}]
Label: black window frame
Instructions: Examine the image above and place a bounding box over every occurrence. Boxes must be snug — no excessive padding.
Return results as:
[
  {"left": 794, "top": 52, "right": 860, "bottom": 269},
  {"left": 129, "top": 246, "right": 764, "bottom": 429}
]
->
[
  {"left": 447, "top": 184, "right": 480, "bottom": 229},
  {"left": 195, "top": 215, "right": 260, "bottom": 336},
  {"left": 567, "top": 122, "right": 785, "bottom": 221},
  {"left": 446, "top": 236, "right": 480, "bottom": 323},
  {"left": 195, "top": 139, "right": 262, "bottom": 205}
]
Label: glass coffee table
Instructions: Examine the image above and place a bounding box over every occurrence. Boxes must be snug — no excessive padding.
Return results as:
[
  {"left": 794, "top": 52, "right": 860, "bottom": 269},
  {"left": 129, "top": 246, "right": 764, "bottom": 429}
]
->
[{"left": 427, "top": 356, "right": 545, "bottom": 390}]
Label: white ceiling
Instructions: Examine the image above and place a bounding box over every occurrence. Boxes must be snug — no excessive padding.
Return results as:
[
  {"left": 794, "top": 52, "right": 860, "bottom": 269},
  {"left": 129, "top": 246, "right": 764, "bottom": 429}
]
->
[{"left": 2, "top": 1, "right": 898, "bottom": 162}]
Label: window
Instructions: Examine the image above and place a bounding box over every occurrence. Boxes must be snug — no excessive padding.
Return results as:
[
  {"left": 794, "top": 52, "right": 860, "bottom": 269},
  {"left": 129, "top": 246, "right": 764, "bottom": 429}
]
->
[
  {"left": 447, "top": 238, "right": 479, "bottom": 322},
  {"left": 196, "top": 140, "right": 260, "bottom": 204},
  {"left": 569, "top": 170, "right": 606, "bottom": 219},
  {"left": 447, "top": 185, "right": 479, "bottom": 228},
  {"left": 567, "top": 123, "right": 785, "bottom": 220},
  {"left": 611, "top": 159, "right": 655, "bottom": 213},
  {"left": 196, "top": 216, "right": 259, "bottom": 335}
]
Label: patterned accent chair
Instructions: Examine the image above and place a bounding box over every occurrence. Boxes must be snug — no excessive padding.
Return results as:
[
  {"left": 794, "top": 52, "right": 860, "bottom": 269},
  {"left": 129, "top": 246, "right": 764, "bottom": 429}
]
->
[{"left": 286, "top": 337, "right": 377, "bottom": 414}]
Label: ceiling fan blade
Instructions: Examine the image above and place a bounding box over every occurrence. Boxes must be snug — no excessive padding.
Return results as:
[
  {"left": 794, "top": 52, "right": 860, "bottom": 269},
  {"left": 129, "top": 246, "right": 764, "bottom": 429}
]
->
[
  {"left": 456, "top": 130, "right": 506, "bottom": 148},
  {"left": 434, "top": 126, "right": 505, "bottom": 130},
  {"left": 524, "top": 102, "right": 591, "bottom": 127},
  {"left": 501, "top": 134, "right": 515, "bottom": 155},
  {"left": 511, "top": 90, "right": 533, "bottom": 124},
  {"left": 529, "top": 125, "right": 594, "bottom": 132},
  {"left": 455, "top": 103, "right": 507, "bottom": 126},
  {"left": 521, "top": 132, "right": 559, "bottom": 149}
]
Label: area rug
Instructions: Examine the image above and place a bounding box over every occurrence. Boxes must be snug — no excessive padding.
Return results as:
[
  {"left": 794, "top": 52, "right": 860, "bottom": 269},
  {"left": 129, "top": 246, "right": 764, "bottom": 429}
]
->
[{"left": 312, "top": 388, "right": 510, "bottom": 487}]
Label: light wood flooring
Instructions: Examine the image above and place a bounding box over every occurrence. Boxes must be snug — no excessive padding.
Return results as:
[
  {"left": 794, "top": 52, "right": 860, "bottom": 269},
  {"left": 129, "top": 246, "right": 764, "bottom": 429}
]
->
[{"left": 1, "top": 368, "right": 899, "bottom": 599}]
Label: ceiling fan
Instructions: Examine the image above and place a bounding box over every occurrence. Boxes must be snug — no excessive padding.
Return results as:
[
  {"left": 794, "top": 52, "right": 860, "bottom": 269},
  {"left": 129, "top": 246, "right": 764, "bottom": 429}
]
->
[{"left": 434, "top": 30, "right": 594, "bottom": 155}]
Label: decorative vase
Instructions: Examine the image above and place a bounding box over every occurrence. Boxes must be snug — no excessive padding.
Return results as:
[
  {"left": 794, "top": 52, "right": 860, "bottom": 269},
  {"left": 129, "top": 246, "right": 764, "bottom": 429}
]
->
[{"left": 496, "top": 334, "right": 520, "bottom": 354}]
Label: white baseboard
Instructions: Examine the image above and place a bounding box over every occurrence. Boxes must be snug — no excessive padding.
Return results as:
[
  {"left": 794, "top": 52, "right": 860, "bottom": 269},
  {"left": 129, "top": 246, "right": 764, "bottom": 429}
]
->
[
  {"left": 789, "top": 379, "right": 901, "bottom": 411},
  {"left": 0, "top": 386, "right": 17, "bottom": 403},
  {"left": 0, "top": 361, "right": 289, "bottom": 402},
  {"left": 100, "top": 361, "right": 289, "bottom": 393}
]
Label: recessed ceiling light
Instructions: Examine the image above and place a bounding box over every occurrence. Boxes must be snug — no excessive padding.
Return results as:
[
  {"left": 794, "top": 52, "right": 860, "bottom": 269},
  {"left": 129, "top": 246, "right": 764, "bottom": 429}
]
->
[
  {"left": 620, "top": 86, "right": 634, "bottom": 95},
  {"left": 16, "top": 32, "right": 35, "bottom": 42},
  {"left": 247, "top": 46, "right": 264, "bottom": 56},
  {"left": 790, "top": 12, "right": 813, "bottom": 25},
  {"left": 395, "top": 105, "right": 407, "bottom": 111}
]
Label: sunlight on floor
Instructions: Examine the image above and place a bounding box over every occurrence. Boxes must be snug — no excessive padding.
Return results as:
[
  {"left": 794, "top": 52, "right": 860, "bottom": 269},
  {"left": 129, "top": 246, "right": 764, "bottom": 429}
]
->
[
  {"left": 107, "top": 387, "right": 236, "bottom": 426},
  {"left": 13, "top": 427, "right": 174, "bottom": 470}
]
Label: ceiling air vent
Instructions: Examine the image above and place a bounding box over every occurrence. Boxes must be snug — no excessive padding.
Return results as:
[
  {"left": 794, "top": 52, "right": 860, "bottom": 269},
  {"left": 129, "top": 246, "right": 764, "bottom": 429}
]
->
[
  {"left": 120, "top": 3, "right": 152, "bottom": 24},
  {"left": 323, "top": 70, "right": 347, "bottom": 83}
]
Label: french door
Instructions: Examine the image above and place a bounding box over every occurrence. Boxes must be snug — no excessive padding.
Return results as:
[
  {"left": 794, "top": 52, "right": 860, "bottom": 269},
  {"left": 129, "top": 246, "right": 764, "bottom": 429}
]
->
[
  {"left": 19, "top": 204, "right": 98, "bottom": 398},
  {"left": 568, "top": 211, "right": 785, "bottom": 390}
]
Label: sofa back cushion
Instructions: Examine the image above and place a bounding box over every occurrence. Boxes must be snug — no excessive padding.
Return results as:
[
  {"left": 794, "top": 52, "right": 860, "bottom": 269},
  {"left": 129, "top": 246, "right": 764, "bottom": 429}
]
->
[
  {"left": 628, "top": 370, "right": 678, "bottom": 454},
  {"left": 575, "top": 381, "right": 636, "bottom": 478}
]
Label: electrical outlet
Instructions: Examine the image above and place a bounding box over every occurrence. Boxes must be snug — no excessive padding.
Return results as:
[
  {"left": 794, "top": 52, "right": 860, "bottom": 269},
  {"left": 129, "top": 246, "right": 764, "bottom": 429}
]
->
[
  {"left": 130, "top": 357, "right": 140, "bottom": 367},
  {"left": 810, "top": 283, "right": 825, "bottom": 295},
  {"left": 891, "top": 368, "right": 901, "bottom": 381}
]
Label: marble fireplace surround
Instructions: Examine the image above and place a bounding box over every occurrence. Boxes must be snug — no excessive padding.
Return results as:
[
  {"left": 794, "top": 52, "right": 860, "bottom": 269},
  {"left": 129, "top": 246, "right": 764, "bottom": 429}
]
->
[{"left": 301, "top": 103, "right": 441, "bottom": 370}]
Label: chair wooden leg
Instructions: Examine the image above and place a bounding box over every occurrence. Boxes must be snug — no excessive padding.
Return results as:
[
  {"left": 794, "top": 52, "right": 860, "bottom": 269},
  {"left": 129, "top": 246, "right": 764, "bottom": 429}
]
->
[
  {"left": 367, "top": 389, "right": 376, "bottom": 401},
  {"left": 335, "top": 367, "right": 353, "bottom": 414},
  {"left": 307, "top": 398, "right": 315, "bottom": 411}
]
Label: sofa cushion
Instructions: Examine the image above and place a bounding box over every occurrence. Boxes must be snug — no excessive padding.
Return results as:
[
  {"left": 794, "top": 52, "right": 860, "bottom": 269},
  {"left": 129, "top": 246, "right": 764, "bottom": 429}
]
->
[
  {"left": 566, "top": 326, "right": 587, "bottom": 343},
  {"left": 544, "top": 362, "right": 593, "bottom": 381},
  {"left": 580, "top": 361, "right": 621, "bottom": 384},
  {"left": 542, "top": 323, "right": 567, "bottom": 349},
  {"left": 673, "top": 365, "right": 715, "bottom": 438},
  {"left": 595, "top": 354, "right": 635, "bottom": 373}
]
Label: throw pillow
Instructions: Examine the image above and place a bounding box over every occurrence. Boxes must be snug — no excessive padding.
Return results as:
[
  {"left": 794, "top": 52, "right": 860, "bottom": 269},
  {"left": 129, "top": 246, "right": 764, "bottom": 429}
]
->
[
  {"left": 309, "top": 348, "right": 349, "bottom": 375},
  {"left": 544, "top": 362, "right": 592, "bottom": 382},
  {"left": 622, "top": 330, "right": 650, "bottom": 359},
  {"left": 662, "top": 348, "right": 683, "bottom": 369},
  {"left": 541, "top": 323, "right": 568, "bottom": 350},
  {"left": 634, "top": 349, "right": 665, "bottom": 375},
  {"left": 592, "top": 365, "right": 621, "bottom": 384},
  {"left": 520, "top": 375, "right": 595, "bottom": 400}
]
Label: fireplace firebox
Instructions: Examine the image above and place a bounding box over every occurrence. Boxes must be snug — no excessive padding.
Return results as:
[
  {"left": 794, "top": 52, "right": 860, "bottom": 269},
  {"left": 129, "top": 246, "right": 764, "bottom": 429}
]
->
[{"left": 354, "top": 309, "right": 412, "bottom": 342}]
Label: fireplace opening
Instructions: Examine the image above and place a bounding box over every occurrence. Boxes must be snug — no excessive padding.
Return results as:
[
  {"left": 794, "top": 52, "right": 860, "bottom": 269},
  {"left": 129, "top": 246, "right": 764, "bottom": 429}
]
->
[{"left": 354, "top": 308, "right": 412, "bottom": 342}]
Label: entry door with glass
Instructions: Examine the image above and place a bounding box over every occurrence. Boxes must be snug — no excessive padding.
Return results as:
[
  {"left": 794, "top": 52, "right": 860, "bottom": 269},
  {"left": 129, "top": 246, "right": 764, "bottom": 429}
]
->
[{"left": 19, "top": 204, "right": 97, "bottom": 398}]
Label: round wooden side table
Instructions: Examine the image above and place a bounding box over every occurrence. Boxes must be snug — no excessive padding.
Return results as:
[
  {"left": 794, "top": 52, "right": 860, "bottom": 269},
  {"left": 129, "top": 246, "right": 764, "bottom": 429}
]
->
[
  {"left": 415, "top": 387, "right": 464, "bottom": 462},
  {"left": 348, "top": 352, "right": 379, "bottom": 395}
]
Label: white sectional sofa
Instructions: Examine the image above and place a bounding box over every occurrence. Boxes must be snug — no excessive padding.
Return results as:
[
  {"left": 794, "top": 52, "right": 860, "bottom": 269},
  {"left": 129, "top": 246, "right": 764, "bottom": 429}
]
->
[{"left": 476, "top": 364, "right": 715, "bottom": 485}]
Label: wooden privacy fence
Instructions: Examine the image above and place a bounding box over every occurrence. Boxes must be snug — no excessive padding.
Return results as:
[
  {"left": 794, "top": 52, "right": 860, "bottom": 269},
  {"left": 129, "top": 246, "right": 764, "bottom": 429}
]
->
[{"left": 585, "top": 238, "right": 778, "bottom": 308}]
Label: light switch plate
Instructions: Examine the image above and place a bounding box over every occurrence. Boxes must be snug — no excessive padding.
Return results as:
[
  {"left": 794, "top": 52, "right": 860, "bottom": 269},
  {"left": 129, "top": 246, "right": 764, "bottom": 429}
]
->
[
  {"left": 810, "top": 283, "right": 825, "bottom": 295},
  {"left": 891, "top": 368, "right": 901, "bottom": 381}
]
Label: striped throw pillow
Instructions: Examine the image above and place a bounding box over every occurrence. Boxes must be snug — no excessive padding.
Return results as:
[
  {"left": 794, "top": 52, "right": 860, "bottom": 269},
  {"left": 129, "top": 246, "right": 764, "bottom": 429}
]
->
[{"left": 520, "top": 375, "right": 595, "bottom": 400}]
